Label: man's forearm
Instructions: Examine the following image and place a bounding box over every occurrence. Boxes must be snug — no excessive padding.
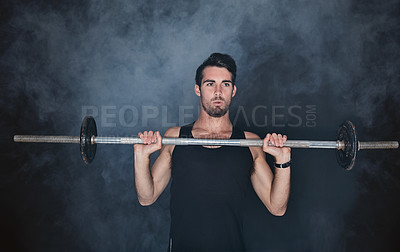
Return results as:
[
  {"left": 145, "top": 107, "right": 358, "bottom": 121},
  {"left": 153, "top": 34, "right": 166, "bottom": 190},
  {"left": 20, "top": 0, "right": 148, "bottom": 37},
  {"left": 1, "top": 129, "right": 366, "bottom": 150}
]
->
[
  {"left": 134, "top": 154, "right": 155, "bottom": 205},
  {"left": 270, "top": 167, "right": 291, "bottom": 215}
]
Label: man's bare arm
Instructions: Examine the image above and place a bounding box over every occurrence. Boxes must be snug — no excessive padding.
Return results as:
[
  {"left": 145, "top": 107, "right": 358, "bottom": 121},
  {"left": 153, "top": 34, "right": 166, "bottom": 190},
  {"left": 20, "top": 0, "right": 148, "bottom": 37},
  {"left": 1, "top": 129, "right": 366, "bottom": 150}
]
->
[
  {"left": 134, "top": 127, "right": 180, "bottom": 206},
  {"left": 246, "top": 131, "right": 291, "bottom": 216}
]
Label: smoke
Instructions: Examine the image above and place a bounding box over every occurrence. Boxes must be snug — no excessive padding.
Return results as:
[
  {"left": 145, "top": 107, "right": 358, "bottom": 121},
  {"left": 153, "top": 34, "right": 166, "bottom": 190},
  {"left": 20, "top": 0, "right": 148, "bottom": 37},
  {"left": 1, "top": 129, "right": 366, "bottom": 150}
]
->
[{"left": 1, "top": 0, "right": 399, "bottom": 251}]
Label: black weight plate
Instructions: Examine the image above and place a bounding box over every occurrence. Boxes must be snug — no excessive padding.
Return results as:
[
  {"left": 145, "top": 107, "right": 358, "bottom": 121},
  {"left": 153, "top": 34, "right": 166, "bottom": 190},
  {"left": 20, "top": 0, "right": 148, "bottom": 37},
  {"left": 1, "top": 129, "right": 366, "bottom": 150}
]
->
[
  {"left": 80, "top": 116, "right": 97, "bottom": 164},
  {"left": 336, "top": 120, "right": 357, "bottom": 170}
]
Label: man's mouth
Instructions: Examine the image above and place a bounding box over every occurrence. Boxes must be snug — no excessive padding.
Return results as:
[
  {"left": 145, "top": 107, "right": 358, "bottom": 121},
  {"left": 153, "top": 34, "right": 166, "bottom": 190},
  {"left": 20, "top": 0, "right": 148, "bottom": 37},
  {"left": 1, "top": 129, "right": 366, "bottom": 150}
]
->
[
  {"left": 212, "top": 100, "right": 223, "bottom": 105},
  {"left": 212, "top": 97, "right": 224, "bottom": 103}
]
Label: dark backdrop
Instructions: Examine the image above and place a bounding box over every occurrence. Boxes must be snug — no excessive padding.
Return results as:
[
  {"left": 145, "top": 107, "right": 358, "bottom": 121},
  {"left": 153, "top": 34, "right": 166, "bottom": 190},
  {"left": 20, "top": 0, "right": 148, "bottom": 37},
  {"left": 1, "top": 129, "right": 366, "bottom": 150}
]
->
[{"left": 1, "top": 0, "right": 399, "bottom": 251}]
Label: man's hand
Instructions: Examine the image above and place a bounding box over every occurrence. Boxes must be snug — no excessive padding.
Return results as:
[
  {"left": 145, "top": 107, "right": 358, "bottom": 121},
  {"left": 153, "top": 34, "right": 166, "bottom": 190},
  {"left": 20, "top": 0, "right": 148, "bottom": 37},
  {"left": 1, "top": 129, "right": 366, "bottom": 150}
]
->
[
  {"left": 134, "top": 131, "right": 162, "bottom": 156},
  {"left": 262, "top": 133, "right": 291, "bottom": 164}
]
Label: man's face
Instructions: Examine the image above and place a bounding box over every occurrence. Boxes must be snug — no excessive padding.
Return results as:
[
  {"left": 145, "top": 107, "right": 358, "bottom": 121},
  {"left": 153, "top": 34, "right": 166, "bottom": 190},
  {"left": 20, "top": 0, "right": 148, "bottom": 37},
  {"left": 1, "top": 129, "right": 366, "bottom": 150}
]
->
[{"left": 195, "top": 66, "right": 237, "bottom": 117}]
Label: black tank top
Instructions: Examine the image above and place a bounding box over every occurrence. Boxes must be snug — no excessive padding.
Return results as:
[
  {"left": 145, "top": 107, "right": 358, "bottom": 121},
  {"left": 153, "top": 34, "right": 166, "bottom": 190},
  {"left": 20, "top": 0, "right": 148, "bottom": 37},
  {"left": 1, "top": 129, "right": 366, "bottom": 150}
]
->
[{"left": 169, "top": 123, "right": 253, "bottom": 251}]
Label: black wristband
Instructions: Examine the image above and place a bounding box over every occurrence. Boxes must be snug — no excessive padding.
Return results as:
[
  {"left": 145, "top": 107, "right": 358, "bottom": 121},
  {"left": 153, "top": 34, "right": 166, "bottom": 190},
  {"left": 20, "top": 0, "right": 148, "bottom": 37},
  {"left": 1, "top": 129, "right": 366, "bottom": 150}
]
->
[{"left": 274, "top": 160, "right": 292, "bottom": 168}]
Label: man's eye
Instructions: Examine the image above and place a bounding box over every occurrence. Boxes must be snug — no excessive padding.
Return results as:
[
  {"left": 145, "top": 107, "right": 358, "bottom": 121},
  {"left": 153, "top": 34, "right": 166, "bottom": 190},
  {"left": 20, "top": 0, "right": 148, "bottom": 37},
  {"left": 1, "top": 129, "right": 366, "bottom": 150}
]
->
[
  {"left": 223, "top": 83, "right": 231, "bottom": 86},
  {"left": 206, "top": 83, "right": 213, "bottom": 86}
]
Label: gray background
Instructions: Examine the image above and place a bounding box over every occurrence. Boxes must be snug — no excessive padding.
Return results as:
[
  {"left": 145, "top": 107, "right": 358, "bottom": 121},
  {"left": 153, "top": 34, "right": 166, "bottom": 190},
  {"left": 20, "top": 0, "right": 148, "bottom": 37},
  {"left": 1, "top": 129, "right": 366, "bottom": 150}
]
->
[{"left": 1, "top": 0, "right": 399, "bottom": 251}]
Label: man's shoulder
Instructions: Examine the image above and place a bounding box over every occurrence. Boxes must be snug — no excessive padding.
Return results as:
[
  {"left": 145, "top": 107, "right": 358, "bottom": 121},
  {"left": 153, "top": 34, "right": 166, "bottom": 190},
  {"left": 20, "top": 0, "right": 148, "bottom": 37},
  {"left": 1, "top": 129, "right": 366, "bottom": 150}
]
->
[
  {"left": 243, "top": 131, "right": 265, "bottom": 161},
  {"left": 164, "top": 126, "right": 180, "bottom": 138},
  {"left": 160, "top": 127, "right": 181, "bottom": 155},
  {"left": 244, "top": 131, "right": 261, "bottom": 140}
]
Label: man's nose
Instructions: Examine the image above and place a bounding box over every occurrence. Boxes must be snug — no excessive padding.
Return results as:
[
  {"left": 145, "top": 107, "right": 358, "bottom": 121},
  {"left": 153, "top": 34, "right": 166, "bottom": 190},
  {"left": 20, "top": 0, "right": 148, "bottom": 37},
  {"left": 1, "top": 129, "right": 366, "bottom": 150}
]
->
[{"left": 214, "top": 84, "right": 222, "bottom": 94}]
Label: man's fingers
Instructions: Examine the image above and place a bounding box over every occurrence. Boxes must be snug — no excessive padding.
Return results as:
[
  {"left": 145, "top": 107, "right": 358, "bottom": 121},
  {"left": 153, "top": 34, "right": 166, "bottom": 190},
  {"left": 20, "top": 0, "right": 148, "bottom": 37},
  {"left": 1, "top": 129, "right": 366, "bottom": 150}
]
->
[
  {"left": 264, "top": 133, "right": 288, "bottom": 147},
  {"left": 150, "top": 131, "right": 158, "bottom": 144},
  {"left": 155, "top": 131, "right": 162, "bottom": 145},
  {"left": 277, "top": 134, "right": 283, "bottom": 147},
  {"left": 263, "top": 134, "right": 270, "bottom": 147},
  {"left": 137, "top": 130, "right": 161, "bottom": 145},
  {"left": 282, "top": 135, "right": 287, "bottom": 145},
  {"left": 271, "top": 133, "right": 278, "bottom": 146}
]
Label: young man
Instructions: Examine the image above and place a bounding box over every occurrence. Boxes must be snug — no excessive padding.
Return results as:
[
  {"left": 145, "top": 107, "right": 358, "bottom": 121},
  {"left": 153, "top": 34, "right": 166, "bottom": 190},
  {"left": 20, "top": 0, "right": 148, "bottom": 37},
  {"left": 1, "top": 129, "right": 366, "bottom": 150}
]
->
[{"left": 134, "top": 53, "right": 291, "bottom": 251}]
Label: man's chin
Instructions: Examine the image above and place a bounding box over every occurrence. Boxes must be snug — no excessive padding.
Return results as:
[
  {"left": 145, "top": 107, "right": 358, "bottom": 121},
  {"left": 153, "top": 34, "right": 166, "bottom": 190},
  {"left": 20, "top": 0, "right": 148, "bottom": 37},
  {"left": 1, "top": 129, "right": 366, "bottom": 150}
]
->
[
  {"left": 202, "top": 102, "right": 229, "bottom": 117},
  {"left": 209, "top": 113, "right": 224, "bottom": 118},
  {"left": 207, "top": 109, "right": 228, "bottom": 117}
]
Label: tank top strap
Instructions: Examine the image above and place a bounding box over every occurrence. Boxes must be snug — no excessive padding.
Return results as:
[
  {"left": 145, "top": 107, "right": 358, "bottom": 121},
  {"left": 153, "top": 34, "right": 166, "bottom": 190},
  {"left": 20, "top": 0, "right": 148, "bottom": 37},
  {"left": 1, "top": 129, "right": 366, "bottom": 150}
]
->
[
  {"left": 231, "top": 126, "right": 246, "bottom": 139},
  {"left": 178, "top": 122, "right": 194, "bottom": 138}
]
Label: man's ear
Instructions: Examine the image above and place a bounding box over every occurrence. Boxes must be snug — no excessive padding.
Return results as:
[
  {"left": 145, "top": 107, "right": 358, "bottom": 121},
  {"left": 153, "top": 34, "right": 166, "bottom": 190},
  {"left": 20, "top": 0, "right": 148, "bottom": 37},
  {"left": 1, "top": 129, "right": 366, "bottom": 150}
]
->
[
  {"left": 194, "top": 84, "right": 201, "bottom": 97},
  {"left": 232, "top": 85, "right": 237, "bottom": 98}
]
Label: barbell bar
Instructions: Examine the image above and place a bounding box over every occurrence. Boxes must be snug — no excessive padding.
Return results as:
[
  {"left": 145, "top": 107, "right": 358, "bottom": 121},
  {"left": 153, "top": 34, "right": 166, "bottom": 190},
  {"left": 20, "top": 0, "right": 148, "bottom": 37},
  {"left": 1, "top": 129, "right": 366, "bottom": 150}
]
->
[{"left": 13, "top": 116, "right": 399, "bottom": 170}]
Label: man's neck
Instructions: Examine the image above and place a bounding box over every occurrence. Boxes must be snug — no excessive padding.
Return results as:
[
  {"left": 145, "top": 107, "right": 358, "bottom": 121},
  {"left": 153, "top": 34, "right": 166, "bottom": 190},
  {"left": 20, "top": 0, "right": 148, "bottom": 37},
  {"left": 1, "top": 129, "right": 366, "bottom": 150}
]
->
[{"left": 194, "top": 110, "right": 232, "bottom": 133}]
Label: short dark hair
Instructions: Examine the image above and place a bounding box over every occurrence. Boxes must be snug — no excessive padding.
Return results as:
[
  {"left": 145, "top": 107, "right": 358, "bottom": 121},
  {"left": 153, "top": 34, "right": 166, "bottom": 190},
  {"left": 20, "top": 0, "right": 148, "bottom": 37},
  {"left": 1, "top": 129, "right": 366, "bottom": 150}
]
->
[{"left": 195, "top": 53, "right": 237, "bottom": 86}]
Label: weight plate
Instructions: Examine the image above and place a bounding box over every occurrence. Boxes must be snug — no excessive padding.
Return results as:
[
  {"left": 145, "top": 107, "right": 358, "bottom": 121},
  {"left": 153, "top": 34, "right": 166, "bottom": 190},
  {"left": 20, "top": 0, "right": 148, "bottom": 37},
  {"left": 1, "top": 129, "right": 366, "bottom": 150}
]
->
[
  {"left": 80, "top": 116, "right": 97, "bottom": 164},
  {"left": 336, "top": 120, "right": 357, "bottom": 170}
]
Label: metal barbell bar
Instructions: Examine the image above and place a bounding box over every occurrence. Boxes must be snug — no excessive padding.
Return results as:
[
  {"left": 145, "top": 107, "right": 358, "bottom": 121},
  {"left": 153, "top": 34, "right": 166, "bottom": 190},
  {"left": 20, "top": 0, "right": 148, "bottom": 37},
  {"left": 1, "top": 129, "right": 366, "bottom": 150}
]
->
[
  {"left": 13, "top": 135, "right": 342, "bottom": 148},
  {"left": 13, "top": 116, "right": 399, "bottom": 170}
]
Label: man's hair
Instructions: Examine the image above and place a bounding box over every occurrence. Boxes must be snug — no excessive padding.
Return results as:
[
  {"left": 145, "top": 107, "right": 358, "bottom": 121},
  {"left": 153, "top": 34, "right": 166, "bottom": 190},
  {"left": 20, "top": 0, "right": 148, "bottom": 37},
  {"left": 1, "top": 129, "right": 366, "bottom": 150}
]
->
[{"left": 195, "top": 53, "right": 237, "bottom": 86}]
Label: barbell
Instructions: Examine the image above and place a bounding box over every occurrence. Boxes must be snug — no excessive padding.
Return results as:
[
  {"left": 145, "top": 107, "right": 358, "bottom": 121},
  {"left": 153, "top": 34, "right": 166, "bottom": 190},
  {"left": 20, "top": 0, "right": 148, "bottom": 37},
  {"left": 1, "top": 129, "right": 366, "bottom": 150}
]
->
[{"left": 13, "top": 116, "right": 398, "bottom": 170}]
